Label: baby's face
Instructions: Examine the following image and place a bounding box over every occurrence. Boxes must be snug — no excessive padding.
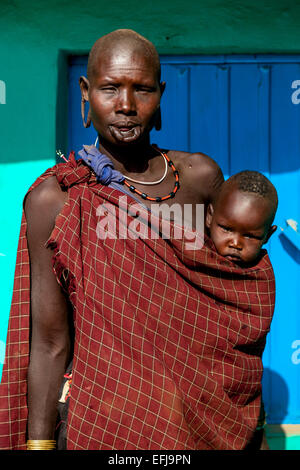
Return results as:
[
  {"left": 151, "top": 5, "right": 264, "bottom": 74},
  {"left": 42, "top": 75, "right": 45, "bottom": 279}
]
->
[{"left": 206, "top": 189, "right": 276, "bottom": 266}]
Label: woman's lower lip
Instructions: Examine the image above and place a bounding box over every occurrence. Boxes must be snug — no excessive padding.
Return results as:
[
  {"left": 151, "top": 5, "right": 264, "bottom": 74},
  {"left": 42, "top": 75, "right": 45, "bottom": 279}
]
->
[
  {"left": 113, "top": 126, "right": 135, "bottom": 132},
  {"left": 109, "top": 125, "right": 141, "bottom": 142},
  {"left": 119, "top": 128, "right": 135, "bottom": 135}
]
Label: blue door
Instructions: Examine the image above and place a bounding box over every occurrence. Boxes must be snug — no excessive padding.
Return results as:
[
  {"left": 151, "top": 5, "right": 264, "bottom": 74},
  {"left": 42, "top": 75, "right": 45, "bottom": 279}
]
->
[{"left": 68, "top": 55, "right": 300, "bottom": 425}]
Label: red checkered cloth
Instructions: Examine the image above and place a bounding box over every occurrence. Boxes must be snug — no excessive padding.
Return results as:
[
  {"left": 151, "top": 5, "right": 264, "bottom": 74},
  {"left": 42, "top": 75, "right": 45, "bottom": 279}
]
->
[{"left": 0, "top": 153, "right": 275, "bottom": 450}]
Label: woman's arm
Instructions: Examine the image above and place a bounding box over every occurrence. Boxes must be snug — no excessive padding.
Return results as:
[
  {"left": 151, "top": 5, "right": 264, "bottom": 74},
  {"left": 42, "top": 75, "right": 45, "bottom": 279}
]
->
[{"left": 24, "top": 177, "right": 72, "bottom": 441}]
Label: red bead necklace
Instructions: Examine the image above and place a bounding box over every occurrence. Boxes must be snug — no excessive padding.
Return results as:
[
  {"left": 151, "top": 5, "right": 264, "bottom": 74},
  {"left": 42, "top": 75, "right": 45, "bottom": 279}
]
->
[{"left": 123, "top": 148, "right": 180, "bottom": 202}]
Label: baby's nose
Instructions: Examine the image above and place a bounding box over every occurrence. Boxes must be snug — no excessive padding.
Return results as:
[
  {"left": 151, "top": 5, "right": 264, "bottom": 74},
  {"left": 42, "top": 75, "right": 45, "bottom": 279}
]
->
[{"left": 229, "top": 234, "right": 243, "bottom": 250}]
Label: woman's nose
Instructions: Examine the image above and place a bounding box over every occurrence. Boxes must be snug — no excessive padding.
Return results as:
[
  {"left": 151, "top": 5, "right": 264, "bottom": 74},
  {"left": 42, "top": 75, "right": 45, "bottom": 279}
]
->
[{"left": 116, "top": 89, "right": 136, "bottom": 115}]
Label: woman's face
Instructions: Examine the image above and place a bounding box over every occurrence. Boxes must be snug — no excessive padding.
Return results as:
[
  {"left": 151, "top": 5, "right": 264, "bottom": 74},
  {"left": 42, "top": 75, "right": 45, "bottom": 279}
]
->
[{"left": 81, "top": 47, "right": 164, "bottom": 147}]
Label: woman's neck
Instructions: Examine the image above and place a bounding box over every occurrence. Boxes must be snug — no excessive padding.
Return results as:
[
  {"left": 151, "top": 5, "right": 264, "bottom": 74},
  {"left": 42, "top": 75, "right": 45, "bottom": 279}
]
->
[{"left": 98, "top": 136, "right": 158, "bottom": 174}]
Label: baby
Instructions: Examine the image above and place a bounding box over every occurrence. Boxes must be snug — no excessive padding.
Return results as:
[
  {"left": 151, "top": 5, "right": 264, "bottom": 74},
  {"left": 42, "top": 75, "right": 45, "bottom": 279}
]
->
[{"left": 206, "top": 170, "right": 278, "bottom": 266}]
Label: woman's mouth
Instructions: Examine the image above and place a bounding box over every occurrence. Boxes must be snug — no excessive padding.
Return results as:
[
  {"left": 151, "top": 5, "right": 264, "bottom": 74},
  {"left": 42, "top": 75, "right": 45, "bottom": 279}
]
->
[{"left": 109, "top": 123, "right": 141, "bottom": 142}]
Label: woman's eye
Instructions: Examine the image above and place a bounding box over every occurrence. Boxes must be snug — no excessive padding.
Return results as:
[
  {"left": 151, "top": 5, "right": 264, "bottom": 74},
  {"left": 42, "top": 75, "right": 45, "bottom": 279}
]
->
[
  {"left": 100, "top": 86, "right": 117, "bottom": 93},
  {"left": 136, "top": 86, "right": 155, "bottom": 93}
]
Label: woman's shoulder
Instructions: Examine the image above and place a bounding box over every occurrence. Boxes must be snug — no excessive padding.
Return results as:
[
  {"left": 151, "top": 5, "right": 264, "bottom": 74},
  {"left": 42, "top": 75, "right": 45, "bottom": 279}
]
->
[
  {"left": 167, "top": 149, "right": 224, "bottom": 202},
  {"left": 168, "top": 149, "right": 222, "bottom": 175},
  {"left": 25, "top": 175, "right": 68, "bottom": 210},
  {"left": 24, "top": 176, "right": 68, "bottom": 241}
]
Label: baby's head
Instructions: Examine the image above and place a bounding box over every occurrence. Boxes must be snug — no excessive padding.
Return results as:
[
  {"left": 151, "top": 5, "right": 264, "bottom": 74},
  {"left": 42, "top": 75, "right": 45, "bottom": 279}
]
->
[{"left": 206, "top": 170, "right": 278, "bottom": 266}]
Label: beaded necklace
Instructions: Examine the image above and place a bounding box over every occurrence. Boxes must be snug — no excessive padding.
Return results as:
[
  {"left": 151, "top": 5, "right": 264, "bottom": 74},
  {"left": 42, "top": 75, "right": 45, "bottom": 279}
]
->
[
  {"left": 57, "top": 142, "right": 180, "bottom": 202},
  {"left": 123, "top": 148, "right": 180, "bottom": 202}
]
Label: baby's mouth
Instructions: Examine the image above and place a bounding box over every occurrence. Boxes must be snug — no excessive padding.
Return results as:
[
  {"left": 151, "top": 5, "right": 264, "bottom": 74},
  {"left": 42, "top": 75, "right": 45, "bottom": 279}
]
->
[{"left": 225, "top": 254, "right": 242, "bottom": 263}]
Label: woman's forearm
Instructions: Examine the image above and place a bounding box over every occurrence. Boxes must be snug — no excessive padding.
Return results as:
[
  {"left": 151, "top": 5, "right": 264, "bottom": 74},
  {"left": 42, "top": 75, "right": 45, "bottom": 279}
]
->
[{"left": 27, "top": 342, "right": 70, "bottom": 440}]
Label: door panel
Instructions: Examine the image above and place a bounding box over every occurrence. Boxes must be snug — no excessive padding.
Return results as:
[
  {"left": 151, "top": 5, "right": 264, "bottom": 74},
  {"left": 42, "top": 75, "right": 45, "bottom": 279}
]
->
[{"left": 69, "top": 55, "right": 300, "bottom": 424}]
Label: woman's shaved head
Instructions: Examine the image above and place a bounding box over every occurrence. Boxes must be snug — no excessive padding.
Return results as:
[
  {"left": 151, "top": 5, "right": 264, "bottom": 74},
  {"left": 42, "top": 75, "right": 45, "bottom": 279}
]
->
[{"left": 87, "top": 29, "right": 161, "bottom": 83}]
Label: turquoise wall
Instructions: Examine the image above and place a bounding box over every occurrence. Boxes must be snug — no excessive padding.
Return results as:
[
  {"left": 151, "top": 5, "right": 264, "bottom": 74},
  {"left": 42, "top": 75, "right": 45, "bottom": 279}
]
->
[{"left": 1, "top": 0, "right": 300, "bottom": 401}]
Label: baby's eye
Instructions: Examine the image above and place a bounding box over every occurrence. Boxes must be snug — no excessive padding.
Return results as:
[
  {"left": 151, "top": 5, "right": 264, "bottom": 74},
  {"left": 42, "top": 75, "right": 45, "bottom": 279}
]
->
[
  {"left": 219, "top": 224, "right": 231, "bottom": 232},
  {"left": 244, "top": 233, "right": 264, "bottom": 240}
]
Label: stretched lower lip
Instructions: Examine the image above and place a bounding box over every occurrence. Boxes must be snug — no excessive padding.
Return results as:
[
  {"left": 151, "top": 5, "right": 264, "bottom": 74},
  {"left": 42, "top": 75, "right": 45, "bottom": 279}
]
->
[
  {"left": 112, "top": 125, "right": 137, "bottom": 132},
  {"left": 118, "top": 128, "right": 136, "bottom": 136},
  {"left": 109, "top": 124, "right": 141, "bottom": 142},
  {"left": 119, "top": 128, "right": 134, "bottom": 134}
]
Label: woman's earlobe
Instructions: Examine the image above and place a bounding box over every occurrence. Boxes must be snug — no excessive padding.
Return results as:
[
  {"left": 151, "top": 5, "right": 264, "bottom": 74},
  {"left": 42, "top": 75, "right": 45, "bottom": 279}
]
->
[{"left": 81, "top": 99, "right": 91, "bottom": 128}]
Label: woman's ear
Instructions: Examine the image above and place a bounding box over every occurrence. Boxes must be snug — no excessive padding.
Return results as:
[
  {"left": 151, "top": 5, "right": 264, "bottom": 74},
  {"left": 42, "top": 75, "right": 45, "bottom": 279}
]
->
[
  {"left": 154, "top": 82, "right": 166, "bottom": 131},
  {"left": 79, "top": 76, "right": 91, "bottom": 128},
  {"left": 79, "top": 76, "right": 89, "bottom": 101},
  {"left": 206, "top": 203, "right": 214, "bottom": 229},
  {"left": 160, "top": 81, "right": 166, "bottom": 97}
]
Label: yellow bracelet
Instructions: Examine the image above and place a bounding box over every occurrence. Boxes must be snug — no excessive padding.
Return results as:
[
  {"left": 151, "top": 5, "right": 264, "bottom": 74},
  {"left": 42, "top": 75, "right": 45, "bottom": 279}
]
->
[{"left": 27, "top": 440, "right": 56, "bottom": 450}]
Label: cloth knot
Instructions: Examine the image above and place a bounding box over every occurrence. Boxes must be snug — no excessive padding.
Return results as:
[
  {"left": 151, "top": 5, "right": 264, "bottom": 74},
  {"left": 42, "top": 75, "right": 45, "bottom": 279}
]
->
[{"left": 78, "top": 145, "right": 125, "bottom": 185}]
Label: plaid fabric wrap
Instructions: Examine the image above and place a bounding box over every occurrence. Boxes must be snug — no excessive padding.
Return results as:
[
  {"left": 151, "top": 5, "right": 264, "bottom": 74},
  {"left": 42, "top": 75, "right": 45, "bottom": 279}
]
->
[{"left": 0, "top": 153, "right": 275, "bottom": 450}]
